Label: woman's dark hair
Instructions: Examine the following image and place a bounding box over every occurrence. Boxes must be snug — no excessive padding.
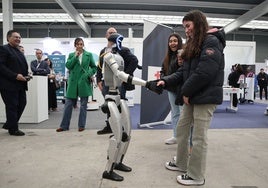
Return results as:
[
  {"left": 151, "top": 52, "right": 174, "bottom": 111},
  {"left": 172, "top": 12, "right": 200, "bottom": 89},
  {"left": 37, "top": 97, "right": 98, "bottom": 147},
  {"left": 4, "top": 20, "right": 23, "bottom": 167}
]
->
[
  {"left": 74, "top": 37, "right": 84, "bottom": 46},
  {"left": 163, "top": 33, "right": 183, "bottom": 75},
  {"left": 44, "top": 58, "right": 53, "bottom": 68},
  {"left": 181, "top": 10, "right": 208, "bottom": 60},
  {"left": 234, "top": 64, "right": 244, "bottom": 74}
]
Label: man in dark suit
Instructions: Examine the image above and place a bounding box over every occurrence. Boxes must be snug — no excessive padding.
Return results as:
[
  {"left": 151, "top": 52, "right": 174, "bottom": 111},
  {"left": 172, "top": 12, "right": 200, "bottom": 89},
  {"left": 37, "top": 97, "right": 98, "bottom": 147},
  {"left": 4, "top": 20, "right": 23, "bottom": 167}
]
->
[
  {"left": 96, "top": 27, "right": 139, "bottom": 134},
  {"left": 30, "top": 49, "right": 50, "bottom": 75},
  {"left": 0, "top": 30, "right": 30, "bottom": 136}
]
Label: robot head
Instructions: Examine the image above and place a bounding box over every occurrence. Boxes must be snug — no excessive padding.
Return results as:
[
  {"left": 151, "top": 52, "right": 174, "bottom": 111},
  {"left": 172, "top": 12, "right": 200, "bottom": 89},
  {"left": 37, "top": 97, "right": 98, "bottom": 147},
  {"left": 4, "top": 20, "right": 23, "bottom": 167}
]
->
[{"left": 108, "top": 33, "right": 124, "bottom": 50}]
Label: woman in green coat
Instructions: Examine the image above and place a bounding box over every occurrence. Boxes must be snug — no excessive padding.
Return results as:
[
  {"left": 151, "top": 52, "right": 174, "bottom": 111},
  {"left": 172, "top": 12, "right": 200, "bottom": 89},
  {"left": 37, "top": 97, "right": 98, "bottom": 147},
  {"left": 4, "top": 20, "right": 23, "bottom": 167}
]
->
[{"left": 57, "top": 38, "right": 97, "bottom": 132}]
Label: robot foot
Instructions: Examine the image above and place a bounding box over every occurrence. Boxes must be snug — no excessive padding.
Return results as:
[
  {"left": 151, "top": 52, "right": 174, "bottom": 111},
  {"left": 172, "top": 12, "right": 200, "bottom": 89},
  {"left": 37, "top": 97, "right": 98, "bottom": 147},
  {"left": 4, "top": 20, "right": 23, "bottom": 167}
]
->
[
  {"left": 114, "top": 162, "right": 132, "bottom": 172},
  {"left": 102, "top": 171, "right": 124, "bottom": 181}
]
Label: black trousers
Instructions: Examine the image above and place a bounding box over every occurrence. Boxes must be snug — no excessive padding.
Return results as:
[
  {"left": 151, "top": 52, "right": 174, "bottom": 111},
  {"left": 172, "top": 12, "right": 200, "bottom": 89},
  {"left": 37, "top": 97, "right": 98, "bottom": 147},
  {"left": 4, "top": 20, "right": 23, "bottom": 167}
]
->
[
  {"left": 48, "top": 82, "right": 57, "bottom": 109},
  {"left": 259, "top": 85, "right": 267, "bottom": 100},
  {"left": 232, "top": 93, "right": 238, "bottom": 107},
  {"left": 0, "top": 89, "right": 26, "bottom": 132}
]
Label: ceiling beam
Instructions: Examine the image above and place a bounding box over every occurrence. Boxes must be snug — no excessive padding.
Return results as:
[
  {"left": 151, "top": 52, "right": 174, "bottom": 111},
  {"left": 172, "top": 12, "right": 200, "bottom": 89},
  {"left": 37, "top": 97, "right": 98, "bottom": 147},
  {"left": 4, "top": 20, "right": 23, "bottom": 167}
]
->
[
  {"left": 224, "top": 0, "right": 268, "bottom": 34},
  {"left": 59, "top": 0, "right": 254, "bottom": 10},
  {"left": 55, "top": 0, "right": 91, "bottom": 36}
]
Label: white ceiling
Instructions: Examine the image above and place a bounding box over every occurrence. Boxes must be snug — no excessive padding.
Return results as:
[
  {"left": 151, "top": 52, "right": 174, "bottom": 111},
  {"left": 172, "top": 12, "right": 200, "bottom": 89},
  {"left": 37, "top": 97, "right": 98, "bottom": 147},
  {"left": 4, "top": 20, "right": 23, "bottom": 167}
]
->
[{"left": 1, "top": 0, "right": 268, "bottom": 36}]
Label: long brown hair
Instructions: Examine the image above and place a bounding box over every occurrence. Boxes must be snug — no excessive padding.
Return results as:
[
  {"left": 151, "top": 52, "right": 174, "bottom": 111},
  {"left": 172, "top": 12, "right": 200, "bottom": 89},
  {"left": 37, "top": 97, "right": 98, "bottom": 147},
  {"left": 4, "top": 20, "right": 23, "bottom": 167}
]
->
[
  {"left": 163, "top": 33, "right": 183, "bottom": 75},
  {"left": 181, "top": 10, "right": 208, "bottom": 60}
]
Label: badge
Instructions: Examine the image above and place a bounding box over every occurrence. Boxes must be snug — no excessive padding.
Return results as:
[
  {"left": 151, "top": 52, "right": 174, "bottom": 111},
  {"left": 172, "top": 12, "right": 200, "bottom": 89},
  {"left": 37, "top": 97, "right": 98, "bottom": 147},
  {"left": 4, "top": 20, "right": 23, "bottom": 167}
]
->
[{"left": 205, "top": 48, "right": 215, "bottom": 55}]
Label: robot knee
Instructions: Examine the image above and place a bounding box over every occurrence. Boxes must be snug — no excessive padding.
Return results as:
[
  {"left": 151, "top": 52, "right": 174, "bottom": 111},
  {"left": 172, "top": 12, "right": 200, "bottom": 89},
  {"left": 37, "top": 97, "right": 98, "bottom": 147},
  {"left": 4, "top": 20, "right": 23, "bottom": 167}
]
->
[
  {"left": 101, "top": 101, "right": 110, "bottom": 114},
  {"left": 122, "top": 132, "right": 130, "bottom": 142}
]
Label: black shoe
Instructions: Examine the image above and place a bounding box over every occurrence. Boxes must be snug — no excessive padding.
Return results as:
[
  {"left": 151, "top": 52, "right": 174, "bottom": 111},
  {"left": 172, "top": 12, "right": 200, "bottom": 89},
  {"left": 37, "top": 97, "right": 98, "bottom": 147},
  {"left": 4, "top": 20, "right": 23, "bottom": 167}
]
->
[
  {"left": 97, "top": 126, "right": 112, "bottom": 135},
  {"left": 9, "top": 130, "right": 25, "bottom": 136},
  {"left": 2, "top": 123, "right": 8, "bottom": 130},
  {"left": 114, "top": 162, "right": 132, "bottom": 172},
  {"left": 102, "top": 171, "right": 124, "bottom": 181}
]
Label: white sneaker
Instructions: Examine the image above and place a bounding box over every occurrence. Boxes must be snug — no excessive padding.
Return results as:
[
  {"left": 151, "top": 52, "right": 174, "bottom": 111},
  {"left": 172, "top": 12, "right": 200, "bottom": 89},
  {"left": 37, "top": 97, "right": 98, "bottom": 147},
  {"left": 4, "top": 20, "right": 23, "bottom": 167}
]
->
[
  {"left": 165, "top": 137, "right": 177, "bottom": 145},
  {"left": 226, "top": 106, "right": 238, "bottom": 112},
  {"left": 231, "top": 106, "right": 238, "bottom": 111},
  {"left": 177, "top": 174, "right": 205, "bottom": 186},
  {"left": 165, "top": 161, "right": 186, "bottom": 172}
]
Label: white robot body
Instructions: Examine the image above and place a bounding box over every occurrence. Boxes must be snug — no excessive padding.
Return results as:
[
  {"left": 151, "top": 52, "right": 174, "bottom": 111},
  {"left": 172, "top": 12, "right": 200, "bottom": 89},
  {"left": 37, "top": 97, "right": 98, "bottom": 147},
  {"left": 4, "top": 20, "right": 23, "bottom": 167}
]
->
[
  {"left": 102, "top": 52, "right": 145, "bottom": 181},
  {"left": 103, "top": 53, "right": 124, "bottom": 89}
]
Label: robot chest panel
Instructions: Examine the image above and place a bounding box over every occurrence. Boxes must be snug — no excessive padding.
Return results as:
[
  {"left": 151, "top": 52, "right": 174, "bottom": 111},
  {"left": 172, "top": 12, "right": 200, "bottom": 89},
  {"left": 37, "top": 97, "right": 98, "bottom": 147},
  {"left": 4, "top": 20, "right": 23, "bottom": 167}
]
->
[{"left": 114, "top": 54, "right": 124, "bottom": 71}]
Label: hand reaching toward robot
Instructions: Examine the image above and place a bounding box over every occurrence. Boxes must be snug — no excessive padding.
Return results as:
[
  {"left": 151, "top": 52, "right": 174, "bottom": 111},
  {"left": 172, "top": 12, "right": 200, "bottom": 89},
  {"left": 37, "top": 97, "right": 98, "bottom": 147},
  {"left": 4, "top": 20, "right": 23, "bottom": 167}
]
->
[{"left": 145, "top": 80, "right": 163, "bottom": 94}]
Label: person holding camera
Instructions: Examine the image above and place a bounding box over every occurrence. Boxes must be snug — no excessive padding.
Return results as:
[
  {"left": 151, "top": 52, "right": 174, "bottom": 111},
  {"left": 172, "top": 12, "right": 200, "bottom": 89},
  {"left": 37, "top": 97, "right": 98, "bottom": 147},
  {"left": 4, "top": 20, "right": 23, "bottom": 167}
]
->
[{"left": 0, "top": 30, "right": 30, "bottom": 136}]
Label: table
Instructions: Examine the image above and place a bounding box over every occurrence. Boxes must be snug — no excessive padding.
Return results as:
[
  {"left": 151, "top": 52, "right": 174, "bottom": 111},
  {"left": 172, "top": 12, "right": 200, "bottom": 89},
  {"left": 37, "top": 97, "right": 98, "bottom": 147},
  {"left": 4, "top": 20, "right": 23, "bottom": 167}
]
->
[
  {"left": 223, "top": 87, "right": 241, "bottom": 112},
  {"left": 0, "top": 76, "right": 49, "bottom": 123}
]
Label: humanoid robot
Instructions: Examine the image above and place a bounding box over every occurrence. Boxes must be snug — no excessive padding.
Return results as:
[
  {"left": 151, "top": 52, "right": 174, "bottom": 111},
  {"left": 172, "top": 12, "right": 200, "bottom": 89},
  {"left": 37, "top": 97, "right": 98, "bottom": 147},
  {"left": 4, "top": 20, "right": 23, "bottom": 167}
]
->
[{"left": 101, "top": 33, "right": 162, "bottom": 181}]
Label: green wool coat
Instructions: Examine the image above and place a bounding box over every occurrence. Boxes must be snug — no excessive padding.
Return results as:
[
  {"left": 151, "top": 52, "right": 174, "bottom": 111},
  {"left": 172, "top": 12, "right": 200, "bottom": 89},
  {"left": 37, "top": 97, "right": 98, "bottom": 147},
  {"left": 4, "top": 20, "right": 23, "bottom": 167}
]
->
[{"left": 65, "top": 50, "right": 97, "bottom": 98}]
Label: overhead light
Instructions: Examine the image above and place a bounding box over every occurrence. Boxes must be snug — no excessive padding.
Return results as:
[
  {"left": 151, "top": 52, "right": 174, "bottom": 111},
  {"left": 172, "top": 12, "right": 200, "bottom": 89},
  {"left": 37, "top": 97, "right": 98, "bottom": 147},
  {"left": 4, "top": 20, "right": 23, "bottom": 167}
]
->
[{"left": 0, "top": 13, "right": 268, "bottom": 30}]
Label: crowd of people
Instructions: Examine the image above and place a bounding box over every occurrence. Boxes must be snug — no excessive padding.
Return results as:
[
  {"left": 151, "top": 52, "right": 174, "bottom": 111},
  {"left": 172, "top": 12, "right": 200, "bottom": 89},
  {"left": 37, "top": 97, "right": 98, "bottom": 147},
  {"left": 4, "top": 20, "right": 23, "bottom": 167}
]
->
[
  {"left": 1, "top": 9, "right": 266, "bottom": 186},
  {"left": 227, "top": 63, "right": 267, "bottom": 111}
]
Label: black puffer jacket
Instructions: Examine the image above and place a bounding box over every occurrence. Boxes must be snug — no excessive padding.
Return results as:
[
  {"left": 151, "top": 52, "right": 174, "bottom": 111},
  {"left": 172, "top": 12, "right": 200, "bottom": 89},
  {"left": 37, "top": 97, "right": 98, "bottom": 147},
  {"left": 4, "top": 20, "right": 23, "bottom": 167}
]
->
[
  {"left": 160, "top": 52, "right": 180, "bottom": 92},
  {"left": 162, "top": 29, "right": 226, "bottom": 105}
]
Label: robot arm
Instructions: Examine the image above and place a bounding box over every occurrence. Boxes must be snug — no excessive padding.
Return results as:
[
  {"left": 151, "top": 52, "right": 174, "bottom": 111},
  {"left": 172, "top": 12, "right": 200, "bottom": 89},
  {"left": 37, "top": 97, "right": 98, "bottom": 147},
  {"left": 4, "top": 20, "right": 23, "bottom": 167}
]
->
[
  {"left": 104, "top": 52, "right": 146, "bottom": 87},
  {"left": 104, "top": 52, "right": 163, "bottom": 94}
]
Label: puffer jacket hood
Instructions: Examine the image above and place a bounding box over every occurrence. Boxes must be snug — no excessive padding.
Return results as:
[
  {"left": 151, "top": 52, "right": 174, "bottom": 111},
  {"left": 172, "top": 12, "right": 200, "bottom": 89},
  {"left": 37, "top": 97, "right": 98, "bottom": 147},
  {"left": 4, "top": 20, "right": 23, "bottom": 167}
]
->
[{"left": 208, "top": 28, "right": 226, "bottom": 48}]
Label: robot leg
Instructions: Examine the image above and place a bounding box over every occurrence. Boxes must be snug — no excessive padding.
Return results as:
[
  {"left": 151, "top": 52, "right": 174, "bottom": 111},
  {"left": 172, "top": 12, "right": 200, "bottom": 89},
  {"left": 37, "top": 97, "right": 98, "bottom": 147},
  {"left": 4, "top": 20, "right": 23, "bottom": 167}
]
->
[
  {"left": 120, "top": 99, "right": 131, "bottom": 135},
  {"left": 102, "top": 101, "right": 124, "bottom": 181},
  {"left": 114, "top": 99, "right": 132, "bottom": 172},
  {"left": 102, "top": 138, "right": 124, "bottom": 181}
]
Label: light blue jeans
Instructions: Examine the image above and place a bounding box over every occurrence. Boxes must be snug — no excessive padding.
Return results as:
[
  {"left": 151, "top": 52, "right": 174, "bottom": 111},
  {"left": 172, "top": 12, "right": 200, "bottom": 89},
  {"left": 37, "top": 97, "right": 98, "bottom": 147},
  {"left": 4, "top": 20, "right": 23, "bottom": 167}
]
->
[
  {"left": 168, "top": 91, "right": 181, "bottom": 137},
  {"left": 60, "top": 97, "right": 88, "bottom": 130},
  {"left": 175, "top": 104, "right": 217, "bottom": 180}
]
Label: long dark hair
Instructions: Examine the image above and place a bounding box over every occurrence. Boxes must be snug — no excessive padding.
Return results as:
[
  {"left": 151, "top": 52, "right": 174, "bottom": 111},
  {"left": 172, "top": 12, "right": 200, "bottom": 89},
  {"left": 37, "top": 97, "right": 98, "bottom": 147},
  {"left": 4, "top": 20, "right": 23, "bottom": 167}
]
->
[
  {"left": 163, "top": 33, "right": 183, "bottom": 75},
  {"left": 44, "top": 58, "right": 53, "bottom": 69},
  {"left": 181, "top": 10, "right": 208, "bottom": 60}
]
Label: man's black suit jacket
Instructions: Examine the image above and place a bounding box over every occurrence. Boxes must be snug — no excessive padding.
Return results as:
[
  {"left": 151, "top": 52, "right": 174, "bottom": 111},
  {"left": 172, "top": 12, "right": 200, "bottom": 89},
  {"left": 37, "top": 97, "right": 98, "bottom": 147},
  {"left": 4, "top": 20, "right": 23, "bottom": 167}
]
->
[
  {"left": 0, "top": 44, "right": 28, "bottom": 91},
  {"left": 30, "top": 59, "right": 50, "bottom": 76}
]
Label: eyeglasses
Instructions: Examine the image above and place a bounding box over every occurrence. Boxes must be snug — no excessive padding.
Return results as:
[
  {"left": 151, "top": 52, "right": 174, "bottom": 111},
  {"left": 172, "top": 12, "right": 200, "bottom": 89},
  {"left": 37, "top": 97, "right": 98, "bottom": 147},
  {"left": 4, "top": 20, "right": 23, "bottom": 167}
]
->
[{"left": 108, "top": 32, "right": 116, "bottom": 34}]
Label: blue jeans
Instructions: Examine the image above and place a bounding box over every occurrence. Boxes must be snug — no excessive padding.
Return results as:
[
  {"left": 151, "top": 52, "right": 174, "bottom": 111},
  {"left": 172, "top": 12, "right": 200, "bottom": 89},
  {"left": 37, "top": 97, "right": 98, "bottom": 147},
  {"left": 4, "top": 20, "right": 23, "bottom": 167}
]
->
[
  {"left": 168, "top": 91, "right": 181, "bottom": 137},
  {"left": 60, "top": 97, "right": 88, "bottom": 130}
]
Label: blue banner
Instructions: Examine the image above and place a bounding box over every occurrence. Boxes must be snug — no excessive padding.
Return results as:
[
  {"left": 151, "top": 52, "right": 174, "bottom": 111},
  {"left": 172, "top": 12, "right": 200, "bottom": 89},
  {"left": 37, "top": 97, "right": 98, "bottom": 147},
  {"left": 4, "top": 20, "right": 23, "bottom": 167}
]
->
[
  {"left": 140, "top": 21, "right": 173, "bottom": 125},
  {"left": 48, "top": 55, "right": 66, "bottom": 100}
]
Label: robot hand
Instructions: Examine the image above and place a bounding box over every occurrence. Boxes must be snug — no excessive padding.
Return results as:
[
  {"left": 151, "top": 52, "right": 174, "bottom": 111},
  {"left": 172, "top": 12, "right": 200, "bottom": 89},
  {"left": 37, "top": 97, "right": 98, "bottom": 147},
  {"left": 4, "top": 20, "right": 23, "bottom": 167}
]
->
[{"left": 145, "top": 80, "right": 163, "bottom": 94}]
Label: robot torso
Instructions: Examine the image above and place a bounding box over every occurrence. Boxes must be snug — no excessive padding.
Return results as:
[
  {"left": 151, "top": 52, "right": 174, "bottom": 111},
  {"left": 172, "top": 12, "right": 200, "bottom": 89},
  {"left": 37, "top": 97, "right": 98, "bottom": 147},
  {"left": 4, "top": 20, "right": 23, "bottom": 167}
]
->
[{"left": 103, "top": 52, "right": 124, "bottom": 89}]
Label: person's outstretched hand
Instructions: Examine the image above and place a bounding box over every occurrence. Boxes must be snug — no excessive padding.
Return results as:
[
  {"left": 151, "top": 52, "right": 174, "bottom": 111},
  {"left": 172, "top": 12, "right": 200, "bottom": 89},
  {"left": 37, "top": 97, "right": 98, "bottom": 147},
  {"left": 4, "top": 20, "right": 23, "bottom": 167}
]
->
[{"left": 145, "top": 80, "right": 163, "bottom": 94}]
